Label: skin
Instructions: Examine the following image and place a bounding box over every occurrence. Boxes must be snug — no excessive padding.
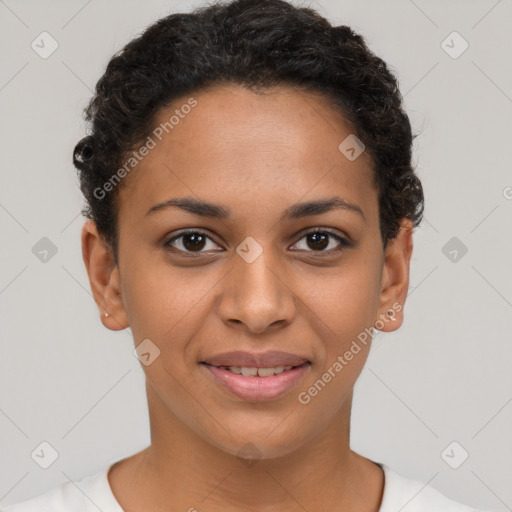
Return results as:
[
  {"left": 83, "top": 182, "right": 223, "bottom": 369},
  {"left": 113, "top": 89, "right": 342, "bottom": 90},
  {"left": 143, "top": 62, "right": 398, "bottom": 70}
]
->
[{"left": 82, "top": 83, "right": 413, "bottom": 512}]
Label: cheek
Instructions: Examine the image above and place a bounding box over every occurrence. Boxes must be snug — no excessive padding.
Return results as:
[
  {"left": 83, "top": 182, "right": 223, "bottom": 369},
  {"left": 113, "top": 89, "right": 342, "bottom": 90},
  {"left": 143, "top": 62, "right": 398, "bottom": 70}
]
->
[
  {"left": 295, "top": 273, "right": 378, "bottom": 417},
  {"left": 119, "top": 259, "right": 192, "bottom": 343},
  {"left": 295, "top": 257, "right": 381, "bottom": 388},
  {"left": 303, "top": 259, "right": 381, "bottom": 335},
  {"left": 119, "top": 255, "right": 221, "bottom": 369}
]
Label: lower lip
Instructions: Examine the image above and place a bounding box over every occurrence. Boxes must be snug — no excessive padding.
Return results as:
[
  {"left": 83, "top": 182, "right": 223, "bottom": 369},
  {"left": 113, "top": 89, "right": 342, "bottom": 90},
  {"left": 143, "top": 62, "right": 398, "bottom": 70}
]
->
[{"left": 201, "top": 362, "right": 311, "bottom": 402}]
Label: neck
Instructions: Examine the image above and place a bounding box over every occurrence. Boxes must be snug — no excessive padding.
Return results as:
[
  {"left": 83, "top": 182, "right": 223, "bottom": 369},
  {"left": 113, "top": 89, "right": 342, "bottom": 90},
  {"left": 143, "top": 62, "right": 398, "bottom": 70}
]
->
[{"left": 109, "top": 386, "right": 384, "bottom": 512}]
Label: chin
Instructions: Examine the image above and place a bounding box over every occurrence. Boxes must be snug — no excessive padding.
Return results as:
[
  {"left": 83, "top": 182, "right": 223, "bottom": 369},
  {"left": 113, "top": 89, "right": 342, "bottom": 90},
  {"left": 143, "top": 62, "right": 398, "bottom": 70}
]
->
[{"left": 201, "top": 420, "right": 316, "bottom": 462}]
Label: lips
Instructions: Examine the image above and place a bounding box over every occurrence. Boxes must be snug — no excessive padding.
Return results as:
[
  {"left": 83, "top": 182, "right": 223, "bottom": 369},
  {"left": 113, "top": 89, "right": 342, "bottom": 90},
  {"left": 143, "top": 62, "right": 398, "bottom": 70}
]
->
[
  {"left": 200, "top": 350, "right": 311, "bottom": 401},
  {"left": 201, "top": 350, "right": 309, "bottom": 368},
  {"left": 201, "top": 361, "right": 311, "bottom": 402}
]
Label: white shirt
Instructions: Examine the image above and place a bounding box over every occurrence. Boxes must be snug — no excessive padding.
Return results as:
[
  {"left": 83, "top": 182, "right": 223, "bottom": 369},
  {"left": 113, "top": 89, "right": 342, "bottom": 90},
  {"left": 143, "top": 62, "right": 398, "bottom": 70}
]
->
[{"left": 2, "top": 461, "right": 491, "bottom": 512}]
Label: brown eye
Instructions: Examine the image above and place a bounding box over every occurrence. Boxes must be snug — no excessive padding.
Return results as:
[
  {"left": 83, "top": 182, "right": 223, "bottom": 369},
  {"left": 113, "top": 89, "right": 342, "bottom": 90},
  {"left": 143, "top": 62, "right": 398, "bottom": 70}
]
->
[
  {"left": 182, "top": 233, "right": 207, "bottom": 251},
  {"left": 291, "top": 229, "right": 350, "bottom": 254},
  {"left": 306, "top": 232, "right": 329, "bottom": 251},
  {"left": 164, "top": 230, "right": 222, "bottom": 254}
]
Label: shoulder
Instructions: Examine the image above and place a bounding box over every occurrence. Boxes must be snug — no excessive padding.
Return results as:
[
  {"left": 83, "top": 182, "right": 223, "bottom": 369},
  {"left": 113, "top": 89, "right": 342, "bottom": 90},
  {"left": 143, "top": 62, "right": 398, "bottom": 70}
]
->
[
  {"left": 379, "top": 464, "right": 494, "bottom": 512},
  {"left": 1, "top": 465, "right": 122, "bottom": 512}
]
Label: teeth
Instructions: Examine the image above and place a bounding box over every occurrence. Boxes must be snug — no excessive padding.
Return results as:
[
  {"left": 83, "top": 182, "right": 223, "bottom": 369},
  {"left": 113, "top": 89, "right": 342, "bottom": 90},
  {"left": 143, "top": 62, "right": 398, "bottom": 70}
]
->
[
  {"left": 219, "top": 365, "right": 295, "bottom": 377},
  {"left": 257, "top": 367, "right": 276, "bottom": 377},
  {"left": 241, "top": 367, "right": 258, "bottom": 377}
]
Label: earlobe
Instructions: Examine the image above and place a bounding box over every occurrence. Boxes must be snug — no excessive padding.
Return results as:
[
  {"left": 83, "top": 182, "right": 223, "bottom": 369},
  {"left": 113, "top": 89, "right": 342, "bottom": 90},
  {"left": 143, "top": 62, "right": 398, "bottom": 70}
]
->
[
  {"left": 81, "top": 221, "right": 129, "bottom": 331},
  {"left": 375, "top": 219, "right": 414, "bottom": 332}
]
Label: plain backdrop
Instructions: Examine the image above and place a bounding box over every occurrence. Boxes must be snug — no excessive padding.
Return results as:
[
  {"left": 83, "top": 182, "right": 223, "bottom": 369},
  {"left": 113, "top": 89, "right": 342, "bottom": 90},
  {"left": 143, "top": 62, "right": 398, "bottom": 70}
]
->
[{"left": 0, "top": 0, "right": 511, "bottom": 509}]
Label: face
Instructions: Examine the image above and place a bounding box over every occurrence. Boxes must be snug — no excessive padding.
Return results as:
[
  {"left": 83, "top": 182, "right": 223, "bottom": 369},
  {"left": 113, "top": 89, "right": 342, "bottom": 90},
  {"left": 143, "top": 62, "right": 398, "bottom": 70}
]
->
[{"left": 82, "top": 83, "right": 412, "bottom": 460}]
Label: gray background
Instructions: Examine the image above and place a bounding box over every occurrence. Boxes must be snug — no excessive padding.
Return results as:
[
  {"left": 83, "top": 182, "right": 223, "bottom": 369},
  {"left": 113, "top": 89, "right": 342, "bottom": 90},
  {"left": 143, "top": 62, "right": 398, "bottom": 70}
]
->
[{"left": 0, "top": 0, "right": 511, "bottom": 509}]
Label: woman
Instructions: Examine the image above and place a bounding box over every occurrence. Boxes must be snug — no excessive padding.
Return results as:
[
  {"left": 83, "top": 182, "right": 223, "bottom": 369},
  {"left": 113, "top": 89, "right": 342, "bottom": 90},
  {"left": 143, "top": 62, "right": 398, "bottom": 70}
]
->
[{"left": 3, "top": 0, "right": 491, "bottom": 510}]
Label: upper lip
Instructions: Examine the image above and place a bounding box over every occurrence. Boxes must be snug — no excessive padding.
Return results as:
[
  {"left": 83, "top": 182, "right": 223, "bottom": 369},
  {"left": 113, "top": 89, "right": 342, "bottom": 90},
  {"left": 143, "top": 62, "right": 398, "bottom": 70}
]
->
[{"left": 201, "top": 351, "right": 310, "bottom": 368}]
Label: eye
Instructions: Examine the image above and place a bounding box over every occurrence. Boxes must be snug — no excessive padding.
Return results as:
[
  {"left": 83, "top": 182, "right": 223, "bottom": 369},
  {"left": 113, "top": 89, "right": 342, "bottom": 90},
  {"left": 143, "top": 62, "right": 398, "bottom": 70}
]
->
[
  {"left": 164, "top": 230, "right": 222, "bottom": 254},
  {"left": 290, "top": 228, "right": 351, "bottom": 254},
  {"left": 164, "top": 228, "right": 351, "bottom": 256}
]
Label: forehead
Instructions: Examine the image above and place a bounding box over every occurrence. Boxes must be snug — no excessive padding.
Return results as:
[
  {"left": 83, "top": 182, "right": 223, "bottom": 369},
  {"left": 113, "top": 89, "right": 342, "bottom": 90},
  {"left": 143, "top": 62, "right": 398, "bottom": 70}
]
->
[{"left": 117, "top": 83, "right": 377, "bottom": 223}]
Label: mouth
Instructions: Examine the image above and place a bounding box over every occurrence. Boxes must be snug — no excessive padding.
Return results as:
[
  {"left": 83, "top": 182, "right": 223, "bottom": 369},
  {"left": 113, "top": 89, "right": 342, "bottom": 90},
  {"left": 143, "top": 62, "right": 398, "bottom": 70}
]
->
[
  {"left": 201, "top": 362, "right": 307, "bottom": 377},
  {"left": 200, "top": 349, "right": 310, "bottom": 369},
  {"left": 200, "top": 361, "right": 311, "bottom": 402}
]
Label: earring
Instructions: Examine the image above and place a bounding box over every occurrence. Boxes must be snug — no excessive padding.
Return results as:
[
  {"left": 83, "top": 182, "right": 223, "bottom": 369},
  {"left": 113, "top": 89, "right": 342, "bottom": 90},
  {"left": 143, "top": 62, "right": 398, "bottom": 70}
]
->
[
  {"left": 386, "top": 309, "right": 396, "bottom": 320},
  {"left": 104, "top": 312, "right": 110, "bottom": 318}
]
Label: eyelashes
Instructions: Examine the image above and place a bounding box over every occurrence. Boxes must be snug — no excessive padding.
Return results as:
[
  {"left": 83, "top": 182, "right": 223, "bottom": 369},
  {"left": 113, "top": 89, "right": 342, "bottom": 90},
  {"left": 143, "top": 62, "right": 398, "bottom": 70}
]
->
[
  {"left": 291, "top": 229, "right": 350, "bottom": 253},
  {"left": 165, "top": 230, "right": 221, "bottom": 254},
  {"left": 164, "top": 228, "right": 351, "bottom": 256}
]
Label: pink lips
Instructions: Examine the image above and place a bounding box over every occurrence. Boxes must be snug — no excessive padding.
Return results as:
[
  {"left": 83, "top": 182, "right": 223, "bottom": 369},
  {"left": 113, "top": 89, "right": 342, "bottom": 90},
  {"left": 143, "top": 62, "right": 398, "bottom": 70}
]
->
[
  {"left": 201, "top": 361, "right": 311, "bottom": 402},
  {"left": 202, "top": 350, "right": 309, "bottom": 368}
]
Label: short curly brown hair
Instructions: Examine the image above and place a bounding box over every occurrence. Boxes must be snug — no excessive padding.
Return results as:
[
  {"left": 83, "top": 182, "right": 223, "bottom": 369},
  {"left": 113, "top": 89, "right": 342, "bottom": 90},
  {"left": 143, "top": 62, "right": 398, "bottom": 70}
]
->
[{"left": 73, "top": 0, "right": 424, "bottom": 265}]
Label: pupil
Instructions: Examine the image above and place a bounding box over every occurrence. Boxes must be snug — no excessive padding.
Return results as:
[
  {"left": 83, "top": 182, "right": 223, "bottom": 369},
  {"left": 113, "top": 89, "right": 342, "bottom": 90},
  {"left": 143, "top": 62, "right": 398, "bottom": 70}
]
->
[
  {"left": 308, "top": 232, "right": 328, "bottom": 251},
  {"left": 183, "top": 233, "right": 206, "bottom": 251}
]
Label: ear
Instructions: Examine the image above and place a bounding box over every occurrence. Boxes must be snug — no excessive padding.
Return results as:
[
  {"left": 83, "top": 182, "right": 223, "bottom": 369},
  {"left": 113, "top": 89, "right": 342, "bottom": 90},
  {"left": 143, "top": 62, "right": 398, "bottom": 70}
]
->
[
  {"left": 81, "top": 221, "right": 129, "bottom": 330},
  {"left": 375, "top": 218, "right": 414, "bottom": 332}
]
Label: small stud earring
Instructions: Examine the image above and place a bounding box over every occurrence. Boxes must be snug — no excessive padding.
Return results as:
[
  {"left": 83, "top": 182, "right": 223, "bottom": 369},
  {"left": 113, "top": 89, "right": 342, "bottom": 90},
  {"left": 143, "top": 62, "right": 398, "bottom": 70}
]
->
[
  {"left": 104, "top": 312, "right": 110, "bottom": 318},
  {"left": 386, "top": 309, "right": 396, "bottom": 320}
]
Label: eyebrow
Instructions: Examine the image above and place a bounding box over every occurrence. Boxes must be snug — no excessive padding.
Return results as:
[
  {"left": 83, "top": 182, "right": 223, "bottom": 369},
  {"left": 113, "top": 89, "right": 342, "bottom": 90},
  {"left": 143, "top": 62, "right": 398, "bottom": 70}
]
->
[{"left": 145, "top": 196, "right": 366, "bottom": 222}]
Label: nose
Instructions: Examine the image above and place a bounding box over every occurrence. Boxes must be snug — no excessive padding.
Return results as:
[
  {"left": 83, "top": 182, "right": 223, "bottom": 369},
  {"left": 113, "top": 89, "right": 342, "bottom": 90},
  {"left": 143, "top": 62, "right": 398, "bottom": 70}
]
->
[{"left": 218, "top": 247, "right": 296, "bottom": 335}]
